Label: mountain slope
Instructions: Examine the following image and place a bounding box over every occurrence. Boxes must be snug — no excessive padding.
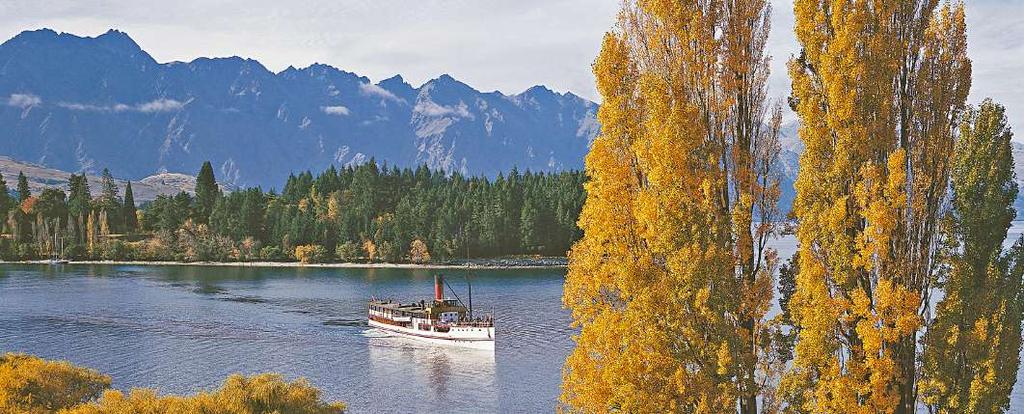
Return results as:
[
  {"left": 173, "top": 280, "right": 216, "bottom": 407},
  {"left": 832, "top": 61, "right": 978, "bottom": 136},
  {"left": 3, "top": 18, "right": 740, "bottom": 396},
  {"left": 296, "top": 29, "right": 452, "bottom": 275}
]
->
[
  {"left": 0, "top": 29, "right": 598, "bottom": 188},
  {"left": 0, "top": 156, "right": 196, "bottom": 203}
]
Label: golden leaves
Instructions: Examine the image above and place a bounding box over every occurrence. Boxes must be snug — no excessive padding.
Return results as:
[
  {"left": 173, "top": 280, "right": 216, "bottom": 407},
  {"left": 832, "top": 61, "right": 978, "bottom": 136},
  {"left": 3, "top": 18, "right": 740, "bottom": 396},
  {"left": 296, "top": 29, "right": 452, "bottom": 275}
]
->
[
  {"left": 0, "top": 353, "right": 346, "bottom": 414},
  {"left": 786, "top": 0, "right": 971, "bottom": 411},
  {"left": 0, "top": 353, "right": 110, "bottom": 413},
  {"left": 564, "top": 0, "right": 782, "bottom": 412}
]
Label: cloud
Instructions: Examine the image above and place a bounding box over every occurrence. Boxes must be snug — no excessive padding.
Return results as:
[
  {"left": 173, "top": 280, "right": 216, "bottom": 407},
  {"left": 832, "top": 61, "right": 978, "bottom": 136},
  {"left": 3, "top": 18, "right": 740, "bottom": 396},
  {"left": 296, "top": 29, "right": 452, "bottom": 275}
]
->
[
  {"left": 359, "top": 83, "right": 403, "bottom": 103},
  {"left": 137, "top": 98, "right": 184, "bottom": 112},
  {"left": 413, "top": 100, "right": 472, "bottom": 119},
  {"left": 58, "top": 98, "right": 185, "bottom": 113},
  {"left": 321, "top": 105, "right": 350, "bottom": 115},
  {"left": 7, "top": 93, "right": 41, "bottom": 108}
]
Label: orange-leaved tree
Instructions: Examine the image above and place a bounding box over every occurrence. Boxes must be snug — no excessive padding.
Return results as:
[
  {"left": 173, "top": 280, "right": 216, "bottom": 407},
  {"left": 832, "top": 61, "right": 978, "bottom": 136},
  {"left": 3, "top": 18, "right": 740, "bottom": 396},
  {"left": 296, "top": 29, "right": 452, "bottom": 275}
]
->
[
  {"left": 561, "top": 0, "right": 783, "bottom": 412},
  {"left": 781, "top": 1, "right": 971, "bottom": 413}
]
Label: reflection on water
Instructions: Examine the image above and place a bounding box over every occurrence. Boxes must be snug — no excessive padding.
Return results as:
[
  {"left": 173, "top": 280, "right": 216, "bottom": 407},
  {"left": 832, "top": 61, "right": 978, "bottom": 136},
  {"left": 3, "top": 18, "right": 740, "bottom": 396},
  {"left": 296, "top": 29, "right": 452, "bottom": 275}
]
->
[
  {"left": 4, "top": 222, "right": 1024, "bottom": 412},
  {"left": 367, "top": 332, "right": 497, "bottom": 411},
  {"left": 0, "top": 264, "right": 565, "bottom": 413}
]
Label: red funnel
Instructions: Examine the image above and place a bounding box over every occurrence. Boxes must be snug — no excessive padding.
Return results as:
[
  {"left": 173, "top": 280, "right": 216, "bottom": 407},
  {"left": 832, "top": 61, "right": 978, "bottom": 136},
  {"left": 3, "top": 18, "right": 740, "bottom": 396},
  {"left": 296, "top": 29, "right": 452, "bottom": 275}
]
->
[{"left": 434, "top": 274, "right": 443, "bottom": 301}]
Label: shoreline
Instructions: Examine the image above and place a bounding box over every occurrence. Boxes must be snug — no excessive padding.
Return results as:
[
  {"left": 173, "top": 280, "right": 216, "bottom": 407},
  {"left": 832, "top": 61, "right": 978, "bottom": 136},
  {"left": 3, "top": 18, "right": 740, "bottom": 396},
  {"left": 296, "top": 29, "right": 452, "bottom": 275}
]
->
[{"left": 0, "top": 258, "right": 569, "bottom": 270}]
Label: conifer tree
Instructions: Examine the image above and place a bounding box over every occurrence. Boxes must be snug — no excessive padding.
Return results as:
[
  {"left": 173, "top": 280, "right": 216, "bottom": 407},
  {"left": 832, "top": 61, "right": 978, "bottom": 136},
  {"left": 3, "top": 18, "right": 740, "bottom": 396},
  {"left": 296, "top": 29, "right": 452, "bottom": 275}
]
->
[
  {"left": 67, "top": 174, "right": 92, "bottom": 244},
  {"left": 16, "top": 171, "right": 29, "bottom": 203},
  {"left": 920, "top": 100, "right": 1024, "bottom": 413},
  {"left": 0, "top": 172, "right": 10, "bottom": 226},
  {"left": 100, "top": 168, "right": 118, "bottom": 202},
  {"left": 782, "top": 1, "right": 971, "bottom": 412},
  {"left": 123, "top": 181, "right": 137, "bottom": 232},
  {"left": 195, "top": 161, "right": 219, "bottom": 224}
]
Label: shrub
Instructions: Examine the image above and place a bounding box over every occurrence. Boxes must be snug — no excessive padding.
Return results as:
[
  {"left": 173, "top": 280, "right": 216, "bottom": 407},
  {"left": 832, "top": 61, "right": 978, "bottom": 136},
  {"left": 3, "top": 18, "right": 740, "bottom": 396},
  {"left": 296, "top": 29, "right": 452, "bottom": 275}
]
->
[
  {"left": 377, "top": 241, "right": 396, "bottom": 263},
  {"left": 69, "top": 373, "right": 345, "bottom": 414},
  {"left": 237, "top": 237, "right": 262, "bottom": 261},
  {"left": 15, "top": 243, "right": 36, "bottom": 260},
  {"left": 259, "top": 246, "right": 286, "bottom": 261},
  {"left": 64, "top": 243, "right": 89, "bottom": 260},
  {"left": 0, "top": 353, "right": 345, "bottom": 413},
  {"left": 294, "top": 244, "right": 328, "bottom": 264},
  {"left": 361, "top": 240, "right": 377, "bottom": 263},
  {"left": 0, "top": 353, "right": 111, "bottom": 413},
  {"left": 96, "top": 240, "right": 133, "bottom": 261},
  {"left": 0, "top": 239, "right": 11, "bottom": 261},
  {"left": 408, "top": 239, "right": 431, "bottom": 264},
  {"left": 176, "top": 220, "right": 235, "bottom": 262},
  {"left": 335, "top": 241, "right": 360, "bottom": 262}
]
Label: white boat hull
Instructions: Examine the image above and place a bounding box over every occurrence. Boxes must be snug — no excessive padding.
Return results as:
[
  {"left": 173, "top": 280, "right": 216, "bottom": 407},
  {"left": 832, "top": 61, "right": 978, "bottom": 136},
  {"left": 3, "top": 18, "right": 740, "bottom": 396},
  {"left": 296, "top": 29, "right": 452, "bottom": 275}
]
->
[{"left": 368, "top": 319, "right": 495, "bottom": 351}]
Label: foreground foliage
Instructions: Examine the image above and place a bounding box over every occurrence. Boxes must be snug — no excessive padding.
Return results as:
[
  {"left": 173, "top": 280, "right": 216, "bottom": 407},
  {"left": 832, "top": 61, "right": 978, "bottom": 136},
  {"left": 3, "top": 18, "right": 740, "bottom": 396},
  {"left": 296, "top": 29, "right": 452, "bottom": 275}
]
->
[
  {"left": 565, "top": 0, "right": 1024, "bottom": 413},
  {"left": 0, "top": 353, "right": 345, "bottom": 414},
  {"left": 0, "top": 353, "right": 110, "bottom": 413},
  {"left": 781, "top": 0, "right": 971, "bottom": 412},
  {"left": 562, "top": 0, "right": 784, "bottom": 412},
  {"left": 919, "top": 100, "right": 1024, "bottom": 413}
]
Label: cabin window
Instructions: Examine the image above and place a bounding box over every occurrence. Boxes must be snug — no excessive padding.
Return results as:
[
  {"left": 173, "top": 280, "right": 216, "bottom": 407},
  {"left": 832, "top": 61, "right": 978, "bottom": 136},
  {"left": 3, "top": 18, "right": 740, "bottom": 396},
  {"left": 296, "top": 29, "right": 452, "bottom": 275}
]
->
[{"left": 440, "top": 312, "right": 459, "bottom": 323}]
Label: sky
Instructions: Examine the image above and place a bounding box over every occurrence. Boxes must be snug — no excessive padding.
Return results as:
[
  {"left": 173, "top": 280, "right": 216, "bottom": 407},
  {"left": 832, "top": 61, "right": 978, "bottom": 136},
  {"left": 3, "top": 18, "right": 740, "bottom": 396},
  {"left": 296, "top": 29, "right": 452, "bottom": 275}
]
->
[{"left": 0, "top": 0, "right": 1021, "bottom": 131}]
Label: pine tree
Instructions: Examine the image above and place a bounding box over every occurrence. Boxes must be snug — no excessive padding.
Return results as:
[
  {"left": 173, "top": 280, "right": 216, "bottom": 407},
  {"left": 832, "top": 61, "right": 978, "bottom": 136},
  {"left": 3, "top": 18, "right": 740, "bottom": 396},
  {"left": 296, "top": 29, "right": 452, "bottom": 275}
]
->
[
  {"left": 782, "top": 1, "right": 971, "bottom": 412},
  {"left": 100, "top": 168, "right": 119, "bottom": 202},
  {"left": 67, "top": 174, "right": 92, "bottom": 245},
  {"left": 0, "top": 172, "right": 10, "bottom": 227},
  {"left": 195, "top": 161, "right": 219, "bottom": 224},
  {"left": 16, "top": 171, "right": 29, "bottom": 203},
  {"left": 519, "top": 196, "right": 539, "bottom": 252},
  {"left": 123, "top": 181, "right": 137, "bottom": 232},
  {"left": 96, "top": 168, "right": 121, "bottom": 232},
  {"left": 920, "top": 100, "right": 1024, "bottom": 413}
]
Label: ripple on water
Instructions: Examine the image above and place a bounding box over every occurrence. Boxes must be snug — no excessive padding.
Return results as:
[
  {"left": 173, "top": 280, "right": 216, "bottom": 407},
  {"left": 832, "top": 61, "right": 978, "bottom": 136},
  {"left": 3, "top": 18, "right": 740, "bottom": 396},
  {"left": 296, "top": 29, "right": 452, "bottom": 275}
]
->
[{"left": 1, "top": 264, "right": 568, "bottom": 413}]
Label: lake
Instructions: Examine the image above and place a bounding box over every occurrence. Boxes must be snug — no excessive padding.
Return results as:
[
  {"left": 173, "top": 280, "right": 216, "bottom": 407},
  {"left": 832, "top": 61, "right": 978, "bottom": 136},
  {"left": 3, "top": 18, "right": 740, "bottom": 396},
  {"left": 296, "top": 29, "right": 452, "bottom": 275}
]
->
[
  {"left": 2, "top": 223, "right": 1024, "bottom": 413},
  {"left": 0, "top": 265, "right": 571, "bottom": 413}
]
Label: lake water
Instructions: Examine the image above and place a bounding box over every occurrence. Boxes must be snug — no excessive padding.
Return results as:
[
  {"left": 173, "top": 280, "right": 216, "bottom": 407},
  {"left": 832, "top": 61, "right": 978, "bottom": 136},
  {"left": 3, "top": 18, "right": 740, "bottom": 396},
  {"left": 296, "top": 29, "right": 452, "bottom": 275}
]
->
[
  {"left": 0, "top": 265, "right": 571, "bottom": 413},
  {"left": 2, "top": 222, "right": 1023, "bottom": 413}
]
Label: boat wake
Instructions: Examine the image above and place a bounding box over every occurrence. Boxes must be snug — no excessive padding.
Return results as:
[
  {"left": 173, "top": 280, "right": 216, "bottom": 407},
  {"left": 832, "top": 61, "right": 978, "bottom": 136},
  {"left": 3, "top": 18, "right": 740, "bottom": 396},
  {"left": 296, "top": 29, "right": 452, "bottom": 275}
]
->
[{"left": 361, "top": 328, "right": 393, "bottom": 339}]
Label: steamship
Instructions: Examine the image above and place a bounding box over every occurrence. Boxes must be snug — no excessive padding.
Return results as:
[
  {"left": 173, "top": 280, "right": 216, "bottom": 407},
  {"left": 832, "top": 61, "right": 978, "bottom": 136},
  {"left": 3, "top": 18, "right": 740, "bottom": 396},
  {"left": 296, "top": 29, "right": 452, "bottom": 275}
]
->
[{"left": 368, "top": 275, "right": 495, "bottom": 350}]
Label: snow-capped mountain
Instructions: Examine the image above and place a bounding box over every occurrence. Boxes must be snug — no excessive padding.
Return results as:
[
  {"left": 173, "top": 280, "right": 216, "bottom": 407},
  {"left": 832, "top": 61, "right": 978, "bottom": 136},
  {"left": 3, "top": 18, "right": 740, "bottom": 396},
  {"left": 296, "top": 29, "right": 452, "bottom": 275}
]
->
[{"left": 0, "top": 29, "right": 599, "bottom": 188}]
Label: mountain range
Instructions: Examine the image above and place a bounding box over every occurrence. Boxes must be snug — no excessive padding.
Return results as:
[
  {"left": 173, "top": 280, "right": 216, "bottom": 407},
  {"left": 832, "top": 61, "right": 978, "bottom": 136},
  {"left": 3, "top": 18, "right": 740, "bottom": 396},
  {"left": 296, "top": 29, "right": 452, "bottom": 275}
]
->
[
  {"left": 0, "top": 29, "right": 599, "bottom": 189},
  {"left": 3, "top": 28, "right": 1023, "bottom": 217}
]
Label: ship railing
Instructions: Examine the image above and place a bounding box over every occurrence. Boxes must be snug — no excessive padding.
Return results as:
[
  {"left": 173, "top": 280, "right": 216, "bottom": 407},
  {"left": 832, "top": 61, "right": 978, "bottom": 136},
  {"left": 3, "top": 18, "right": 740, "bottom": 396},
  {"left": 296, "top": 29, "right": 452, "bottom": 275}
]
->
[{"left": 451, "top": 320, "right": 494, "bottom": 328}]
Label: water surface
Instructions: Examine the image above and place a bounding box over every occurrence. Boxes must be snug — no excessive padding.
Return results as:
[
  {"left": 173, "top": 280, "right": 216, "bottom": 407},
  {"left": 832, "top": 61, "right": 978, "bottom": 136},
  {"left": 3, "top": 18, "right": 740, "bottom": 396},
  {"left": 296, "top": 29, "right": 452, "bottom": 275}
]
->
[
  {"left": 0, "top": 265, "right": 570, "bottom": 413},
  {"left": 3, "top": 222, "right": 1024, "bottom": 412}
]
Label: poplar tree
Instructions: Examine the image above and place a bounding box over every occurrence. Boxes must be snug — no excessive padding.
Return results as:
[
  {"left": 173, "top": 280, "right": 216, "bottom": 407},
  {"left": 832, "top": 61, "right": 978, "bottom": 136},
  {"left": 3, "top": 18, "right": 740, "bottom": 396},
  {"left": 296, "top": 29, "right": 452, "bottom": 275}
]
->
[
  {"left": 561, "top": 0, "right": 783, "bottom": 411},
  {"left": 782, "top": 1, "right": 971, "bottom": 412},
  {"left": 920, "top": 100, "right": 1024, "bottom": 413}
]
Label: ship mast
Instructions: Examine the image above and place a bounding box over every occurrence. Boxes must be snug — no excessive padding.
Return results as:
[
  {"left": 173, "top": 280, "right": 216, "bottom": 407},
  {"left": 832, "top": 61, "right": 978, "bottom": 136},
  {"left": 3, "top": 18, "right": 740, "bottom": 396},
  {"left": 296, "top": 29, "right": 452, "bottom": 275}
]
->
[{"left": 467, "top": 276, "right": 473, "bottom": 319}]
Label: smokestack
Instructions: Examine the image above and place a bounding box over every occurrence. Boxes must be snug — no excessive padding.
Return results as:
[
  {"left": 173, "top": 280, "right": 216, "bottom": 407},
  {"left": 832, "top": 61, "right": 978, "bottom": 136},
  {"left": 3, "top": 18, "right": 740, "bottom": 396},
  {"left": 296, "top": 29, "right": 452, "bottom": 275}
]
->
[{"left": 435, "top": 274, "right": 443, "bottom": 301}]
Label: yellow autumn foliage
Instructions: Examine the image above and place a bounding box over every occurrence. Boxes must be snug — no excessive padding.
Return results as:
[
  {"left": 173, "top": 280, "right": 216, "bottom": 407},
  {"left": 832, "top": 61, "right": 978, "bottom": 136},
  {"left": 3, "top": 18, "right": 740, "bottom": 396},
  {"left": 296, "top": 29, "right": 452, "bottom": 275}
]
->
[
  {"left": 0, "top": 353, "right": 110, "bottom": 413},
  {"left": 0, "top": 353, "right": 345, "bottom": 414},
  {"left": 67, "top": 373, "right": 345, "bottom": 414},
  {"left": 562, "top": 0, "right": 783, "bottom": 412},
  {"left": 783, "top": 0, "right": 971, "bottom": 412}
]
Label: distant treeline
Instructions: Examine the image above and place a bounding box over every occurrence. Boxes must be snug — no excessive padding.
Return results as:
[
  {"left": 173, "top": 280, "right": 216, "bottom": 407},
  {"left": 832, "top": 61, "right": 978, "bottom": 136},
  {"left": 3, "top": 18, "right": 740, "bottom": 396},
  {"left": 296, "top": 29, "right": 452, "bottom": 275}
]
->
[{"left": 0, "top": 160, "right": 585, "bottom": 263}]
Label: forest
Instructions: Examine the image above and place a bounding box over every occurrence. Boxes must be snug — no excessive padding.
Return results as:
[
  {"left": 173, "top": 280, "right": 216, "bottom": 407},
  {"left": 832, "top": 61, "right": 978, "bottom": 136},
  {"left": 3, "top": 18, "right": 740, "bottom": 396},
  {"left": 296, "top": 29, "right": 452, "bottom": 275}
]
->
[{"left": 0, "top": 161, "right": 585, "bottom": 263}]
